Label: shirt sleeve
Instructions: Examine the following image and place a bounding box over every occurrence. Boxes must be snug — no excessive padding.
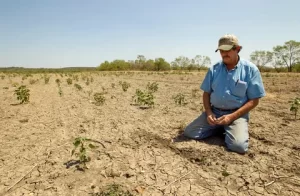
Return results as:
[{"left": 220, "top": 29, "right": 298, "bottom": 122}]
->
[
  {"left": 246, "top": 69, "right": 266, "bottom": 99},
  {"left": 200, "top": 69, "right": 213, "bottom": 93}
]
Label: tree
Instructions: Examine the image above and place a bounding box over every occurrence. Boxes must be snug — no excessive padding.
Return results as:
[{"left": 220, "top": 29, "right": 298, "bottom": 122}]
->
[
  {"left": 134, "top": 55, "right": 146, "bottom": 70},
  {"left": 273, "top": 40, "right": 300, "bottom": 72},
  {"left": 171, "top": 56, "right": 190, "bottom": 70},
  {"left": 144, "top": 59, "right": 155, "bottom": 71},
  {"left": 154, "top": 58, "right": 171, "bottom": 71},
  {"left": 250, "top": 50, "right": 273, "bottom": 70},
  {"left": 98, "top": 61, "right": 111, "bottom": 71},
  {"left": 192, "top": 55, "right": 211, "bottom": 71}
]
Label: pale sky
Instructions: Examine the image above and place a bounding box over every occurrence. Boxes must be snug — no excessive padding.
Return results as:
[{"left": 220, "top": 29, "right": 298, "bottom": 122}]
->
[{"left": 0, "top": 0, "right": 299, "bottom": 68}]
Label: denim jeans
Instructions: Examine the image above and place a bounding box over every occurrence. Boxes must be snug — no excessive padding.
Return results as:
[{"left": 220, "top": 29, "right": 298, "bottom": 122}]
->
[{"left": 183, "top": 107, "right": 249, "bottom": 154}]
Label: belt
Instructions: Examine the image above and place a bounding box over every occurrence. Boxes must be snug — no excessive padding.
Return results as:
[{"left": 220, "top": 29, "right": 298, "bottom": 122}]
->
[{"left": 212, "top": 106, "right": 238, "bottom": 112}]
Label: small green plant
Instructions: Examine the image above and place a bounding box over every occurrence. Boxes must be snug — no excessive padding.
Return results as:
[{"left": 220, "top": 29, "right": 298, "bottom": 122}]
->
[
  {"left": 12, "top": 82, "right": 19, "bottom": 87},
  {"left": 74, "top": 83, "right": 82, "bottom": 91},
  {"left": 93, "top": 93, "right": 105, "bottom": 106},
  {"left": 14, "top": 85, "right": 30, "bottom": 104},
  {"left": 146, "top": 82, "right": 159, "bottom": 93},
  {"left": 111, "top": 83, "right": 115, "bottom": 88},
  {"left": 289, "top": 97, "right": 300, "bottom": 119},
  {"left": 133, "top": 89, "right": 154, "bottom": 108},
  {"left": 1, "top": 75, "right": 5, "bottom": 80},
  {"left": 66, "top": 78, "right": 73, "bottom": 85},
  {"left": 93, "top": 184, "right": 133, "bottom": 196},
  {"left": 119, "top": 81, "right": 130, "bottom": 92},
  {"left": 29, "top": 79, "right": 37, "bottom": 84},
  {"left": 55, "top": 78, "right": 61, "bottom": 86},
  {"left": 222, "top": 170, "right": 230, "bottom": 177},
  {"left": 85, "top": 78, "right": 90, "bottom": 86},
  {"left": 173, "top": 93, "right": 187, "bottom": 105},
  {"left": 71, "top": 137, "right": 97, "bottom": 169},
  {"left": 191, "top": 88, "right": 199, "bottom": 98},
  {"left": 73, "top": 75, "right": 79, "bottom": 81},
  {"left": 58, "top": 86, "right": 63, "bottom": 96},
  {"left": 44, "top": 75, "right": 50, "bottom": 84}
]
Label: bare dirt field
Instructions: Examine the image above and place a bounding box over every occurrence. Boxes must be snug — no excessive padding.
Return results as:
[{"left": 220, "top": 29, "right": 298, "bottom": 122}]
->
[{"left": 0, "top": 71, "right": 299, "bottom": 196}]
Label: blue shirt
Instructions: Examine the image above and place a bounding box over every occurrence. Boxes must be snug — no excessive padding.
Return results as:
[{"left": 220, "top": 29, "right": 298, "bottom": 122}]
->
[{"left": 200, "top": 57, "right": 266, "bottom": 109}]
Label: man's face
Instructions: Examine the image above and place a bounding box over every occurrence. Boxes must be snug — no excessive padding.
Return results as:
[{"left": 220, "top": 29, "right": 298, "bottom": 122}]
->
[{"left": 220, "top": 47, "right": 238, "bottom": 65}]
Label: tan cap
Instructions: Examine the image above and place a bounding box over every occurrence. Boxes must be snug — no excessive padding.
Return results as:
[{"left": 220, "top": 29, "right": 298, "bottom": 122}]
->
[{"left": 215, "top": 34, "right": 239, "bottom": 52}]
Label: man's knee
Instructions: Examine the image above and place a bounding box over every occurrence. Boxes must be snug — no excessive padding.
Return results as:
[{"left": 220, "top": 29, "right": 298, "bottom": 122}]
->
[
  {"left": 226, "top": 140, "right": 248, "bottom": 154},
  {"left": 183, "top": 124, "right": 197, "bottom": 139}
]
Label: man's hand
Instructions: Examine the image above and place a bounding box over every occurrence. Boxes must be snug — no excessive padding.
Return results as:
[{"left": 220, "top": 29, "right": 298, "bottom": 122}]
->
[
  {"left": 207, "top": 114, "right": 217, "bottom": 125},
  {"left": 215, "top": 114, "right": 234, "bottom": 125}
]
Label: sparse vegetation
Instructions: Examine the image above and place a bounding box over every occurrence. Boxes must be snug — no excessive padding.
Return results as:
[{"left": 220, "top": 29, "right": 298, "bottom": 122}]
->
[
  {"left": 93, "top": 93, "right": 105, "bottom": 106},
  {"left": 133, "top": 89, "right": 154, "bottom": 108},
  {"left": 290, "top": 97, "right": 300, "bottom": 119},
  {"left": 71, "top": 137, "right": 98, "bottom": 170},
  {"left": 55, "top": 78, "right": 61, "bottom": 85},
  {"left": 44, "top": 75, "right": 50, "bottom": 84},
  {"left": 93, "top": 184, "right": 133, "bottom": 196},
  {"left": 173, "top": 93, "right": 187, "bottom": 105},
  {"left": 74, "top": 83, "right": 82, "bottom": 91},
  {"left": 67, "top": 78, "right": 73, "bottom": 85},
  {"left": 14, "top": 85, "right": 30, "bottom": 104},
  {"left": 119, "top": 81, "right": 130, "bottom": 92},
  {"left": 146, "top": 81, "right": 159, "bottom": 93}
]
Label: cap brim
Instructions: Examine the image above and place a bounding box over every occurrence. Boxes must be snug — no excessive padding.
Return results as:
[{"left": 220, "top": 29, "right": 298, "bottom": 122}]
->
[{"left": 215, "top": 45, "right": 234, "bottom": 52}]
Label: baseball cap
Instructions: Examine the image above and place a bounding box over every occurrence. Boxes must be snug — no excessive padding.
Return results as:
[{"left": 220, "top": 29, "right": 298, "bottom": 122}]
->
[{"left": 215, "top": 34, "right": 240, "bottom": 52}]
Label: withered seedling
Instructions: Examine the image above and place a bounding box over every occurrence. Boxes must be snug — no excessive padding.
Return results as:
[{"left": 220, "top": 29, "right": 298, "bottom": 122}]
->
[
  {"left": 173, "top": 93, "right": 187, "bottom": 106},
  {"left": 289, "top": 97, "right": 300, "bottom": 119},
  {"left": 71, "top": 137, "right": 97, "bottom": 170}
]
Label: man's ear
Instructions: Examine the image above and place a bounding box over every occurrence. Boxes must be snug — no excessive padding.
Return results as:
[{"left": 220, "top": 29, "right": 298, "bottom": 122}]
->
[{"left": 236, "top": 46, "right": 242, "bottom": 53}]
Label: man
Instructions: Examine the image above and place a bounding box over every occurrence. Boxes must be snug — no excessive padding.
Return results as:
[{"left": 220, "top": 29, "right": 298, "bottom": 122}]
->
[{"left": 183, "top": 34, "right": 266, "bottom": 154}]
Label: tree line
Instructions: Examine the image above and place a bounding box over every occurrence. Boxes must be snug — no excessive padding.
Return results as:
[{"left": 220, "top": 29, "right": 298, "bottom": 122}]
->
[
  {"left": 98, "top": 40, "right": 300, "bottom": 72},
  {"left": 97, "top": 55, "right": 211, "bottom": 71},
  {"left": 250, "top": 40, "right": 300, "bottom": 72}
]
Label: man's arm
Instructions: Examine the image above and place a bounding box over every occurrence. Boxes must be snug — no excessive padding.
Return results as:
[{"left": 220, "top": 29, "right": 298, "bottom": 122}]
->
[
  {"left": 230, "top": 98, "right": 259, "bottom": 121},
  {"left": 203, "top": 92, "right": 213, "bottom": 116},
  {"left": 215, "top": 98, "right": 260, "bottom": 125},
  {"left": 203, "top": 92, "right": 218, "bottom": 125}
]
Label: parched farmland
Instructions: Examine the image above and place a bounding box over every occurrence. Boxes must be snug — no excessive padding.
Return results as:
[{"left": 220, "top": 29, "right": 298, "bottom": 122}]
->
[{"left": 0, "top": 71, "right": 299, "bottom": 196}]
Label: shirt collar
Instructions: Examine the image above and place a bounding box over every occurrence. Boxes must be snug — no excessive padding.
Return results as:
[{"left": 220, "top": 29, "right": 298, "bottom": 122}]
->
[{"left": 222, "top": 55, "right": 241, "bottom": 70}]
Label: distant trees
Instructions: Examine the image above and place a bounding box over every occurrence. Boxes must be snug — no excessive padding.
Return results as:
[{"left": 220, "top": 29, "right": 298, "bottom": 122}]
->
[
  {"left": 250, "top": 40, "right": 300, "bottom": 72},
  {"left": 97, "top": 55, "right": 211, "bottom": 71},
  {"left": 250, "top": 51, "right": 273, "bottom": 71},
  {"left": 97, "top": 39, "right": 300, "bottom": 72},
  {"left": 273, "top": 40, "right": 300, "bottom": 72}
]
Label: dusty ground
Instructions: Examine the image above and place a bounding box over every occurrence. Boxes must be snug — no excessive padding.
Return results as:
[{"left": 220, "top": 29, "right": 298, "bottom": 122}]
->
[{"left": 0, "top": 71, "right": 299, "bottom": 196}]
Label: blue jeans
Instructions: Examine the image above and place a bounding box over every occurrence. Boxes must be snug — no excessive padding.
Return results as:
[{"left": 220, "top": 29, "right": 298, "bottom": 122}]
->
[{"left": 183, "top": 107, "right": 249, "bottom": 154}]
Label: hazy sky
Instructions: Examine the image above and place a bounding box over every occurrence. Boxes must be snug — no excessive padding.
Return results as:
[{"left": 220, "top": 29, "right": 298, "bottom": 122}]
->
[{"left": 0, "top": 0, "right": 299, "bottom": 68}]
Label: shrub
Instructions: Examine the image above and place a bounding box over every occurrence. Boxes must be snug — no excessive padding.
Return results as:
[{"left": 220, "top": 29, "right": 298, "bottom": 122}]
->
[
  {"left": 133, "top": 89, "right": 154, "bottom": 108},
  {"left": 71, "top": 137, "right": 97, "bottom": 170},
  {"left": 74, "top": 83, "right": 82, "bottom": 91},
  {"left": 29, "top": 79, "right": 37, "bottom": 84},
  {"left": 67, "top": 78, "right": 73, "bottom": 85},
  {"left": 55, "top": 79, "right": 61, "bottom": 85},
  {"left": 289, "top": 97, "right": 300, "bottom": 119},
  {"left": 44, "top": 75, "right": 50, "bottom": 84},
  {"left": 93, "top": 93, "right": 105, "bottom": 106},
  {"left": 14, "top": 85, "right": 30, "bottom": 104},
  {"left": 173, "top": 93, "right": 187, "bottom": 105},
  {"left": 146, "top": 82, "right": 159, "bottom": 93},
  {"left": 119, "top": 81, "right": 130, "bottom": 92}
]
